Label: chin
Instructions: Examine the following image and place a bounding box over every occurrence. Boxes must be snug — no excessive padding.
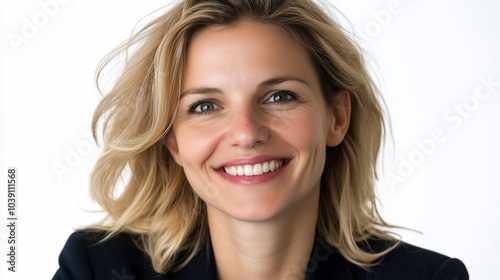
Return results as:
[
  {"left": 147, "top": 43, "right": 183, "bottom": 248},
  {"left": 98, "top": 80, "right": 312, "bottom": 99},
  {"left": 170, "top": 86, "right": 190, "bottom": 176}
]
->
[{"left": 220, "top": 198, "right": 292, "bottom": 223}]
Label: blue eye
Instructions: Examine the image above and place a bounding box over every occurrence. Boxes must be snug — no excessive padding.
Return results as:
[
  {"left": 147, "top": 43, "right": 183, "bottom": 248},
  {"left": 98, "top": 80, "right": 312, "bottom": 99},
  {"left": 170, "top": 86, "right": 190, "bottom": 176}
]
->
[
  {"left": 266, "top": 91, "right": 296, "bottom": 103},
  {"left": 190, "top": 101, "right": 220, "bottom": 114}
]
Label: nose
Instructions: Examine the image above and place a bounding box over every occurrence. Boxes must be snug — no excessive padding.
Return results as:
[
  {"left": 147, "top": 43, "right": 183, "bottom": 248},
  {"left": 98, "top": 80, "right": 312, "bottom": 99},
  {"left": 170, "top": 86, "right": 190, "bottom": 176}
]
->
[{"left": 225, "top": 106, "right": 270, "bottom": 148}]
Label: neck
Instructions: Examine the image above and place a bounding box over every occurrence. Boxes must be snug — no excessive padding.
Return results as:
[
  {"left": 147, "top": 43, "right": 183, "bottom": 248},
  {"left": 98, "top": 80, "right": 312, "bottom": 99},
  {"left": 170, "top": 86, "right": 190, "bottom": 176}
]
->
[{"left": 207, "top": 185, "right": 319, "bottom": 280}]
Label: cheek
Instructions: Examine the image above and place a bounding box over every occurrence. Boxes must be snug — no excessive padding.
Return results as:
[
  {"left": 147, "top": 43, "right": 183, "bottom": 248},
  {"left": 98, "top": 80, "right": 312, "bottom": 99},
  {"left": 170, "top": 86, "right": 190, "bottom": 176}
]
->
[
  {"left": 281, "top": 109, "right": 328, "bottom": 183},
  {"left": 281, "top": 109, "right": 328, "bottom": 152},
  {"left": 175, "top": 124, "right": 221, "bottom": 168},
  {"left": 174, "top": 125, "right": 223, "bottom": 198}
]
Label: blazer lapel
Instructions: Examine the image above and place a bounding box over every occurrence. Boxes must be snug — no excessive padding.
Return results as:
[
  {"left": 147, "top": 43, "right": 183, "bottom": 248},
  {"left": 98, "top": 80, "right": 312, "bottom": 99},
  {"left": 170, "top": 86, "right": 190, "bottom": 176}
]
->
[
  {"left": 305, "top": 235, "right": 355, "bottom": 280},
  {"left": 171, "top": 241, "right": 217, "bottom": 280}
]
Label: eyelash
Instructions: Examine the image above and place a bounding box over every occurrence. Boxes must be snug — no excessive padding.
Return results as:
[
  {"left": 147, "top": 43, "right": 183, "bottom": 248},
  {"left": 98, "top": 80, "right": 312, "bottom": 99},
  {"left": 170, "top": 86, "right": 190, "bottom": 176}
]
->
[
  {"left": 186, "top": 90, "right": 299, "bottom": 115},
  {"left": 265, "top": 90, "right": 298, "bottom": 104},
  {"left": 187, "top": 99, "right": 218, "bottom": 115}
]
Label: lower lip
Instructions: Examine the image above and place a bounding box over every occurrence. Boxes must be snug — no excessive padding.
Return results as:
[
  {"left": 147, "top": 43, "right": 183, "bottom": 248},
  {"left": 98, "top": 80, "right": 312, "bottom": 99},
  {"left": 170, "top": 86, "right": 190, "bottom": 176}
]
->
[{"left": 218, "top": 163, "right": 288, "bottom": 185}]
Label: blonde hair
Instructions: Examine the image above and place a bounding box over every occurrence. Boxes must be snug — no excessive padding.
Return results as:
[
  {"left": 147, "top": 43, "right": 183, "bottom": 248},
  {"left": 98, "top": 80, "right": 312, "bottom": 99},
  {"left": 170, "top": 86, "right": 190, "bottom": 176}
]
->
[{"left": 90, "top": 0, "right": 399, "bottom": 274}]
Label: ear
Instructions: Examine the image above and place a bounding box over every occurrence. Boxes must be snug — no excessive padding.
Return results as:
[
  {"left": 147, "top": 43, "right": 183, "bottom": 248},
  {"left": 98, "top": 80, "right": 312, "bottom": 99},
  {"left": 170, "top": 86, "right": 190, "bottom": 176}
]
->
[
  {"left": 326, "top": 90, "right": 351, "bottom": 147},
  {"left": 162, "top": 131, "right": 183, "bottom": 166}
]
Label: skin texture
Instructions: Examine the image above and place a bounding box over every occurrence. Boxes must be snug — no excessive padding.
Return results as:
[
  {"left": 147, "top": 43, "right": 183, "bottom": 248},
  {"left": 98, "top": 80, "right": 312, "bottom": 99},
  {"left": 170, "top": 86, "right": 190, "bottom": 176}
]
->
[{"left": 165, "top": 21, "right": 350, "bottom": 280}]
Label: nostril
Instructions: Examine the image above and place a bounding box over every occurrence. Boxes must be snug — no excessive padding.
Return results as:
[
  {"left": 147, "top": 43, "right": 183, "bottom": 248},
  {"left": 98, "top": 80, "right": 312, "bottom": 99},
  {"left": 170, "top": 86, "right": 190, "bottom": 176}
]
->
[{"left": 226, "top": 117, "right": 270, "bottom": 148}]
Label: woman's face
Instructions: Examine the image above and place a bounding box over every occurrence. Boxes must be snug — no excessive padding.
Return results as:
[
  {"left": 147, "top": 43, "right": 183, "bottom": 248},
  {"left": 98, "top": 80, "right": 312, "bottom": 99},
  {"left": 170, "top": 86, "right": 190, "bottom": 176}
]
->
[{"left": 165, "top": 21, "right": 349, "bottom": 222}]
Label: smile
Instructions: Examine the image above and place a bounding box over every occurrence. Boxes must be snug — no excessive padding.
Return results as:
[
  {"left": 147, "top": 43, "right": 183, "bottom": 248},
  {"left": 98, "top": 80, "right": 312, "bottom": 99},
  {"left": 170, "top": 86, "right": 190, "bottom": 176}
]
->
[{"left": 223, "top": 160, "right": 286, "bottom": 176}]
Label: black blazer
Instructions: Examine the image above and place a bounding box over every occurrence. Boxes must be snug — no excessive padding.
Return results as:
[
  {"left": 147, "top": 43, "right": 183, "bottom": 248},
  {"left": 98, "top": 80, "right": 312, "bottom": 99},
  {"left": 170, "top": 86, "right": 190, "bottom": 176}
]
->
[{"left": 53, "top": 231, "right": 468, "bottom": 280}]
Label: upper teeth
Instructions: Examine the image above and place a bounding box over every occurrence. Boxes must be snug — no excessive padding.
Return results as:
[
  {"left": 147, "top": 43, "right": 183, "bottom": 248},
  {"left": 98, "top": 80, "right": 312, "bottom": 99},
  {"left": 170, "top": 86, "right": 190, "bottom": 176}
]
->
[{"left": 223, "top": 160, "right": 284, "bottom": 176}]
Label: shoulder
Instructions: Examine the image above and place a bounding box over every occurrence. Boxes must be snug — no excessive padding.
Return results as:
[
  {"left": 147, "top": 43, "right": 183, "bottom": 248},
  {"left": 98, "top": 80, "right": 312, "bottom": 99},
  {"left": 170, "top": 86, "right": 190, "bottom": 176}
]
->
[
  {"left": 363, "top": 240, "right": 469, "bottom": 280},
  {"left": 53, "top": 230, "right": 165, "bottom": 280},
  {"left": 311, "top": 236, "right": 468, "bottom": 280}
]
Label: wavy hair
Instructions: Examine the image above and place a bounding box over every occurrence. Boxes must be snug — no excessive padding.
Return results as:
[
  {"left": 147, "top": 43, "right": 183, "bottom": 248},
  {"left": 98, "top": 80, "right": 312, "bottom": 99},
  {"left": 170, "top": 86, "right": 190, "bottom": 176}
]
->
[{"left": 90, "top": 0, "right": 399, "bottom": 274}]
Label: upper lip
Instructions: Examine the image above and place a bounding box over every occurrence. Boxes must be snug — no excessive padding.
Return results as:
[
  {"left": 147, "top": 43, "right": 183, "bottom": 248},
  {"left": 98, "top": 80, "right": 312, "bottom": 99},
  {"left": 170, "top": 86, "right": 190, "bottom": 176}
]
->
[{"left": 217, "top": 155, "right": 288, "bottom": 169}]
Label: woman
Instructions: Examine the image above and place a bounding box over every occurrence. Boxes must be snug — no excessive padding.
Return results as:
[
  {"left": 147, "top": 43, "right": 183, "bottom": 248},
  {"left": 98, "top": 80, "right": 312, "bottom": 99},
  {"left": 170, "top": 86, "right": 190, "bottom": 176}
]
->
[{"left": 53, "top": 0, "right": 468, "bottom": 279}]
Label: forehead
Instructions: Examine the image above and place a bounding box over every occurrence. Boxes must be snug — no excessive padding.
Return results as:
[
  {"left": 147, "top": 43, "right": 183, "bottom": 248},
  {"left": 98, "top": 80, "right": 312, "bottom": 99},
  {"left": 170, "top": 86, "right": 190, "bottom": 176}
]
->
[
  {"left": 183, "top": 21, "right": 318, "bottom": 89},
  {"left": 190, "top": 21, "right": 292, "bottom": 46}
]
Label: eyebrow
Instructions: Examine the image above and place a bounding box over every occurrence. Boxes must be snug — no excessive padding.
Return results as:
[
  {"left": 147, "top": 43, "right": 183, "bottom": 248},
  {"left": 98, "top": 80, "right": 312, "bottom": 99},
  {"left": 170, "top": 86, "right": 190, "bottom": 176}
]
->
[
  {"left": 257, "top": 75, "right": 309, "bottom": 89},
  {"left": 179, "top": 75, "right": 309, "bottom": 99}
]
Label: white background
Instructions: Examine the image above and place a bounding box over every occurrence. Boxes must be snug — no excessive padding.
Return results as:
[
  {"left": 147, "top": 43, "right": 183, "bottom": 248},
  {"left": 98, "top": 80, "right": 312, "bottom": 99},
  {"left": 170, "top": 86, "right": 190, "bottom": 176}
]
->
[{"left": 1, "top": 0, "right": 499, "bottom": 279}]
